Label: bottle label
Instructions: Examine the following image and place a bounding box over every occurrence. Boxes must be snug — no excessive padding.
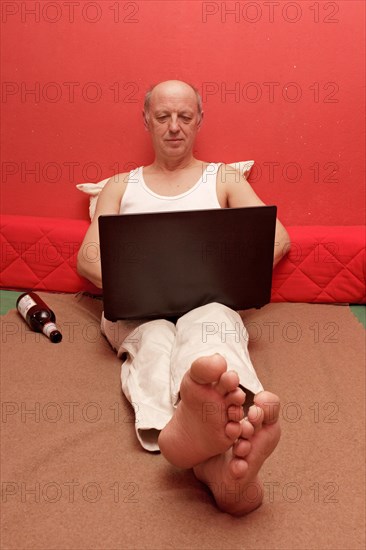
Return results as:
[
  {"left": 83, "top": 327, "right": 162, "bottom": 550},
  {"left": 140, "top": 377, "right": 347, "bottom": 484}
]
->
[
  {"left": 17, "top": 294, "right": 37, "bottom": 319},
  {"left": 43, "top": 323, "right": 58, "bottom": 338}
]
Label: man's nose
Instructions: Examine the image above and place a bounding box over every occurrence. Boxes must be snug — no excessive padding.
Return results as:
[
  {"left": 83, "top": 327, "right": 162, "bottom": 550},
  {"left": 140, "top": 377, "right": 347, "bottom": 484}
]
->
[{"left": 168, "top": 117, "right": 180, "bottom": 132}]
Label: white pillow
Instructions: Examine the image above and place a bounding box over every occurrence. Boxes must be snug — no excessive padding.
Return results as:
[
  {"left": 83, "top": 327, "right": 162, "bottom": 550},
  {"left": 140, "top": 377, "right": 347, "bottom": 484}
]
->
[
  {"left": 76, "top": 177, "right": 111, "bottom": 222},
  {"left": 76, "top": 161, "right": 255, "bottom": 221},
  {"left": 227, "top": 160, "right": 254, "bottom": 178}
]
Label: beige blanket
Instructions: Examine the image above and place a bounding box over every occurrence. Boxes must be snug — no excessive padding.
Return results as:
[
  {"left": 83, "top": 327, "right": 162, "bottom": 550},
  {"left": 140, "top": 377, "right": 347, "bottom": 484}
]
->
[{"left": 1, "top": 293, "right": 365, "bottom": 549}]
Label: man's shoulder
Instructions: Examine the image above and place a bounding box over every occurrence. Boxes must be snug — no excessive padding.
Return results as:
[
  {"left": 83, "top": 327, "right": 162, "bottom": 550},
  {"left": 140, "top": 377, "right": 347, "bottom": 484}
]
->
[
  {"left": 106, "top": 169, "right": 139, "bottom": 185},
  {"left": 98, "top": 171, "right": 134, "bottom": 202},
  {"left": 216, "top": 163, "right": 246, "bottom": 187},
  {"left": 106, "top": 169, "right": 141, "bottom": 190}
]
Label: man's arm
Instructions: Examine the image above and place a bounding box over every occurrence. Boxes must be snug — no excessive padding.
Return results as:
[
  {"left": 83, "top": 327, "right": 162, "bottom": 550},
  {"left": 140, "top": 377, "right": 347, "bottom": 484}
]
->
[
  {"left": 220, "top": 165, "right": 291, "bottom": 267},
  {"left": 77, "top": 173, "right": 129, "bottom": 288}
]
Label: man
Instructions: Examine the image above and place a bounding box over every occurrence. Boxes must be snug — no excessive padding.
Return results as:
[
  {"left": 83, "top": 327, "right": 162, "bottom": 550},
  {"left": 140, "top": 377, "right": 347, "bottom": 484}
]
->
[{"left": 77, "top": 80, "right": 289, "bottom": 516}]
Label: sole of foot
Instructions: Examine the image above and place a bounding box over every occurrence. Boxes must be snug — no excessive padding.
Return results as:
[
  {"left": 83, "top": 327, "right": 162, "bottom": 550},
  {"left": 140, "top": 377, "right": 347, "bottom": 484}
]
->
[
  {"left": 193, "top": 392, "right": 281, "bottom": 516},
  {"left": 158, "top": 354, "right": 246, "bottom": 468}
]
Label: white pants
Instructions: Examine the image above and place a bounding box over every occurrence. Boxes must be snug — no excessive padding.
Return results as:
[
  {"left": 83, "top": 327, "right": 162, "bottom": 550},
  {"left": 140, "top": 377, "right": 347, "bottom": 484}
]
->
[{"left": 101, "top": 302, "right": 264, "bottom": 452}]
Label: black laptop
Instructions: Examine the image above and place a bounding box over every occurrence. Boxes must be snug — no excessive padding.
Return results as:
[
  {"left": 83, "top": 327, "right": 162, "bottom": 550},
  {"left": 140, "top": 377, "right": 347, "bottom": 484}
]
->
[{"left": 98, "top": 206, "right": 277, "bottom": 321}]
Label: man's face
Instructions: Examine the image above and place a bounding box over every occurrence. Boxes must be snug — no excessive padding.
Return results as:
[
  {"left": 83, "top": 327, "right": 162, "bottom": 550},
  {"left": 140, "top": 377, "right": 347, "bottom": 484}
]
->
[{"left": 144, "top": 84, "right": 202, "bottom": 158}]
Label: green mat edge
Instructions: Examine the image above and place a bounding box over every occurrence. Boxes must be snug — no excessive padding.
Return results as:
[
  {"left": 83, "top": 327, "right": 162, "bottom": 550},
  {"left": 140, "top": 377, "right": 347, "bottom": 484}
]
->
[
  {"left": 1, "top": 289, "right": 365, "bottom": 328},
  {"left": 0, "top": 290, "right": 23, "bottom": 315}
]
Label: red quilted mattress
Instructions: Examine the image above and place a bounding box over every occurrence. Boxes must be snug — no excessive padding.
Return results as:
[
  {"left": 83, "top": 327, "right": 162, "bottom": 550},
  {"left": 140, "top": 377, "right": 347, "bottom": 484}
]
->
[{"left": 1, "top": 215, "right": 365, "bottom": 303}]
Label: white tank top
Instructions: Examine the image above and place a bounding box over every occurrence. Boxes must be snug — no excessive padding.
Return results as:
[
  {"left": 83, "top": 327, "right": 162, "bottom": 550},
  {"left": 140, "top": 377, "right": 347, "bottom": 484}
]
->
[{"left": 120, "top": 162, "right": 222, "bottom": 213}]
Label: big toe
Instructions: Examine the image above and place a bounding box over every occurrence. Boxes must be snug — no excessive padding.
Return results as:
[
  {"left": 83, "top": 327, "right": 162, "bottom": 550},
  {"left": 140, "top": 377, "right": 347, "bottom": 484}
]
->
[
  {"left": 190, "top": 354, "right": 227, "bottom": 384},
  {"left": 254, "top": 391, "right": 280, "bottom": 424}
]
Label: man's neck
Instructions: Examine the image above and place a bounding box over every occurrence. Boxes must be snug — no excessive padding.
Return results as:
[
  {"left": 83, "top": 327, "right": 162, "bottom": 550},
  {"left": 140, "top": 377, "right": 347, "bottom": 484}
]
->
[{"left": 150, "top": 154, "right": 199, "bottom": 173}]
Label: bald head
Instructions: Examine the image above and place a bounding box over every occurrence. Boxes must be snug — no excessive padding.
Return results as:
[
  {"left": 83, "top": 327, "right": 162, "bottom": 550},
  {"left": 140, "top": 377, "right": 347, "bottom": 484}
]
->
[{"left": 143, "top": 80, "right": 203, "bottom": 122}]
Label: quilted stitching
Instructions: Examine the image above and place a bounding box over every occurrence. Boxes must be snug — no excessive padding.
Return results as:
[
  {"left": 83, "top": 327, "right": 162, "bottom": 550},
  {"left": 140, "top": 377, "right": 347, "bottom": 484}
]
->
[
  {"left": 1, "top": 216, "right": 365, "bottom": 303},
  {"left": 0, "top": 216, "right": 99, "bottom": 294},
  {"left": 270, "top": 227, "right": 365, "bottom": 303}
]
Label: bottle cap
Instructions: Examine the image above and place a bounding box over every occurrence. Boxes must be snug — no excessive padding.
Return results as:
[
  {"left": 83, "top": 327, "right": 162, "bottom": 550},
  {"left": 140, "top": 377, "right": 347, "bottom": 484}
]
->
[{"left": 50, "top": 331, "right": 62, "bottom": 344}]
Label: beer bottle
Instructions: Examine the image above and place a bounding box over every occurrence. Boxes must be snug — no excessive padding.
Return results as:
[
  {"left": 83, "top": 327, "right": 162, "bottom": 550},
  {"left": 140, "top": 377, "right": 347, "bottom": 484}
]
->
[{"left": 16, "top": 292, "right": 62, "bottom": 343}]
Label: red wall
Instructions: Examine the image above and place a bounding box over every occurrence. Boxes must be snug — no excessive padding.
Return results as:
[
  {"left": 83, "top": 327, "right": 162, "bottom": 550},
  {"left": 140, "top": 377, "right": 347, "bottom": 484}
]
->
[{"left": 1, "top": 0, "right": 365, "bottom": 225}]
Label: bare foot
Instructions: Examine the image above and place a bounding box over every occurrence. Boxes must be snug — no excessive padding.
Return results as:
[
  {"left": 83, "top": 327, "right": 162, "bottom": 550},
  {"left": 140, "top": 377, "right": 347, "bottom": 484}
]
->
[
  {"left": 158, "top": 354, "right": 246, "bottom": 468},
  {"left": 193, "top": 391, "right": 281, "bottom": 516}
]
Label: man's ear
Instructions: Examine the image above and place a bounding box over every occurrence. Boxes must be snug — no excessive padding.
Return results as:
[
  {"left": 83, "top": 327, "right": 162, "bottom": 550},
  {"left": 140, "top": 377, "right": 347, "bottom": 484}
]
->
[
  {"left": 197, "top": 111, "right": 204, "bottom": 131},
  {"left": 143, "top": 110, "right": 149, "bottom": 131}
]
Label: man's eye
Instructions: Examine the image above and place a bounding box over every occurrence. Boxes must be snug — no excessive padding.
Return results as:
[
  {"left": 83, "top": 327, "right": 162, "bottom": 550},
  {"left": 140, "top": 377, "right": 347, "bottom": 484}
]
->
[
  {"left": 181, "top": 116, "right": 191, "bottom": 122},
  {"left": 157, "top": 116, "right": 168, "bottom": 122}
]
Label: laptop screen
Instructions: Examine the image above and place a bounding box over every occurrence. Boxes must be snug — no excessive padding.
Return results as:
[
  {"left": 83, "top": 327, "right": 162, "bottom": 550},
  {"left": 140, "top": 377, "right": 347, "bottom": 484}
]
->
[{"left": 99, "top": 206, "right": 277, "bottom": 320}]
